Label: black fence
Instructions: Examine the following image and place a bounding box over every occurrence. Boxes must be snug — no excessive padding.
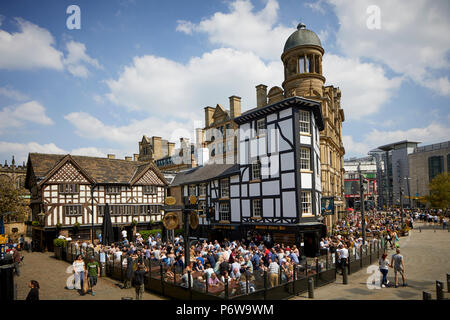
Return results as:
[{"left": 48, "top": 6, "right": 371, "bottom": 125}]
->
[{"left": 59, "top": 240, "right": 382, "bottom": 300}]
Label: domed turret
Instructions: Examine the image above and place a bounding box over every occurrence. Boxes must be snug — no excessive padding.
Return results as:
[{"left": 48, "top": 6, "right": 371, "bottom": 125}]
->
[
  {"left": 281, "top": 23, "right": 325, "bottom": 98},
  {"left": 283, "top": 23, "right": 322, "bottom": 52}
]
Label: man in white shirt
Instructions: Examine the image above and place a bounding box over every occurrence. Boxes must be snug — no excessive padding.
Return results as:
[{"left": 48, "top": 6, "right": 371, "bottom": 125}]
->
[{"left": 336, "top": 244, "right": 349, "bottom": 275}]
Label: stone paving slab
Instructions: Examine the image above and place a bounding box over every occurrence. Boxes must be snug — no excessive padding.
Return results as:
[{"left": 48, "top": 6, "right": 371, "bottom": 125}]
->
[
  {"left": 291, "top": 222, "right": 450, "bottom": 300},
  {"left": 14, "top": 251, "right": 166, "bottom": 300}
]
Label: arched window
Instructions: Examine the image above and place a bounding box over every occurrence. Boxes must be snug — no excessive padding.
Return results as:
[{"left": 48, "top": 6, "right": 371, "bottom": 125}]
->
[{"left": 299, "top": 56, "right": 305, "bottom": 73}]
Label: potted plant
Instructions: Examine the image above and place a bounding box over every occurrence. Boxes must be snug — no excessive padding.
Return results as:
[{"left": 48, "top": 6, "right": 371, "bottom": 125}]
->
[
  {"left": 53, "top": 238, "right": 67, "bottom": 259},
  {"left": 72, "top": 222, "right": 81, "bottom": 234}
]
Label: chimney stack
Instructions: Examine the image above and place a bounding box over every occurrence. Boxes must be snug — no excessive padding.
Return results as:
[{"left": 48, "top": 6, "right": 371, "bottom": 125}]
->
[
  {"left": 256, "top": 84, "right": 268, "bottom": 108},
  {"left": 229, "top": 96, "right": 241, "bottom": 118},
  {"left": 133, "top": 154, "right": 139, "bottom": 161},
  {"left": 204, "top": 106, "right": 215, "bottom": 127},
  {"left": 196, "top": 128, "right": 204, "bottom": 148},
  {"left": 107, "top": 154, "right": 115, "bottom": 159},
  {"left": 168, "top": 142, "right": 175, "bottom": 156},
  {"left": 125, "top": 156, "right": 132, "bottom": 161}
]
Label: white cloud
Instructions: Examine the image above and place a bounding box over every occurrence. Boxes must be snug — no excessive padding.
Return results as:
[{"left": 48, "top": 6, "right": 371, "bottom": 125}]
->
[
  {"left": 323, "top": 54, "right": 402, "bottom": 120},
  {"left": 176, "top": 0, "right": 293, "bottom": 60},
  {"left": 344, "top": 122, "right": 450, "bottom": 156},
  {"left": 0, "top": 86, "right": 28, "bottom": 101},
  {"left": 325, "top": 0, "right": 450, "bottom": 96},
  {"left": 0, "top": 142, "right": 127, "bottom": 164},
  {"left": 104, "top": 48, "right": 283, "bottom": 117},
  {"left": 0, "top": 141, "right": 67, "bottom": 164},
  {"left": 305, "top": 0, "right": 327, "bottom": 14},
  {"left": 0, "top": 101, "right": 53, "bottom": 132},
  {"left": 64, "top": 112, "right": 201, "bottom": 148},
  {"left": 0, "top": 18, "right": 100, "bottom": 78},
  {"left": 63, "top": 40, "right": 102, "bottom": 78},
  {"left": 0, "top": 18, "right": 64, "bottom": 70}
]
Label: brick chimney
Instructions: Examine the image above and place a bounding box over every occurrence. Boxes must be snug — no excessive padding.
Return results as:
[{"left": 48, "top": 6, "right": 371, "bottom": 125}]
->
[
  {"left": 152, "top": 136, "right": 162, "bottom": 160},
  {"left": 125, "top": 156, "right": 132, "bottom": 161},
  {"left": 256, "top": 84, "right": 268, "bottom": 108},
  {"left": 168, "top": 142, "right": 175, "bottom": 156},
  {"left": 229, "top": 96, "right": 241, "bottom": 118},
  {"left": 133, "top": 154, "right": 139, "bottom": 161},
  {"left": 107, "top": 154, "right": 115, "bottom": 159}
]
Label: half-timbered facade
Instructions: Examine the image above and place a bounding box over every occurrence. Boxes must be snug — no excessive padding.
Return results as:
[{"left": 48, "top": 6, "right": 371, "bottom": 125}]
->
[{"left": 25, "top": 153, "right": 168, "bottom": 251}]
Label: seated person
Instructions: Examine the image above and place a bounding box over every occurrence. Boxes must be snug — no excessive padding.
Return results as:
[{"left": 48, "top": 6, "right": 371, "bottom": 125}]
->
[
  {"left": 230, "top": 267, "right": 241, "bottom": 281},
  {"left": 193, "top": 260, "right": 205, "bottom": 272},
  {"left": 208, "top": 272, "right": 222, "bottom": 288}
]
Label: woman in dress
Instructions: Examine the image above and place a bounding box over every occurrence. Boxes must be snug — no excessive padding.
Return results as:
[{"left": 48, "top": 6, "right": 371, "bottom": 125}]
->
[{"left": 72, "top": 255, "right": 85, "bottom": 295}]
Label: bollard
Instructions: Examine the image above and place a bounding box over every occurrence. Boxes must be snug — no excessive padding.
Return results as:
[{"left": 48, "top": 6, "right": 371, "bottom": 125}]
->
[
  {"left": 436, "top": 280, "right": 444, "bottom": 300},
  {"left": 447, "top": 273, "right": 450, "bottom": 293},
  {"left": 308, "top": 277, "right": 314, "bottom": 299},
  {"left": 419, "top": 227, "right": 421, "bottom": 232},
  {"left": 343, "top": 264, "right": 348, "bottom": 285},
  {"left": 422, "top": 291, "right": 432, "bottom": 300}
]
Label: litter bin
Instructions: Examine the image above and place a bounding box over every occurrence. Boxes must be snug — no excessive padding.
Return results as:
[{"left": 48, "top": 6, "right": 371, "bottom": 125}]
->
[{"left": 0, "top": 263, "right": 15, "bottom": 301}]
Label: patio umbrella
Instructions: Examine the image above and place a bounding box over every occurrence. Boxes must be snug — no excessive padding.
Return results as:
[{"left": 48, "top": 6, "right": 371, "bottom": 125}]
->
[
  {"left": 0, "top": 216, "right": 4, "bottom": 234},
  {"left": 346, "top": 208, "right": 354, "bottom": 212},
  {"left": 101, "top": 203, "right": 114, "bottom": 246}
]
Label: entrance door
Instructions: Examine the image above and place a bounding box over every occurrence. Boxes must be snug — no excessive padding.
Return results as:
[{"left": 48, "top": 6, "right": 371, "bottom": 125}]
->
[{"left": 303, "top": 232, "right": 319, "bottom": 257}]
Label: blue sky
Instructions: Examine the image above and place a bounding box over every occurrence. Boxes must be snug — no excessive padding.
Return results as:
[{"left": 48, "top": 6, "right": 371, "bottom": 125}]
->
[{"left": 0, "top": 0, "right": 449, "bottom": 164}]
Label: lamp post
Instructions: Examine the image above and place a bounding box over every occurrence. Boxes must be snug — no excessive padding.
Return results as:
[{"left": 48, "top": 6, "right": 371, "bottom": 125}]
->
[
  {"left": 91, "top": 184, "right": 96, "bottom": 243},
  {"left": 358, "top": 163, "right": 366, "bottom": 244},
  {"left": 400, "top": 187, "right": 404, "bottom": 227},
  {"left": 404, "top": 177, "right": 411, "bottom": 210}
]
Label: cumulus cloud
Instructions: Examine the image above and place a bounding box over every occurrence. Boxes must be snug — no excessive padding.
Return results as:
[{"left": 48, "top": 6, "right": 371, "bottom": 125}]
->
[
  {"left": 0, "top": 18, "right": 100, "bottom": 78},
  {"left": 0, "top": 18, "right": 64, "bottom": 70},
  {"left": 63, "top": 40, "right": 102, "bottom": 78},
  {"left": 323, "top": 54, "right": 402, "bottom": 120},
  {"left": 176, "top": 0, "right": 293, "bottom": 60},
  {"left": 0, "top": 141, "right": 67, "bottom": 164},
  {"left": 64, "top": 112, "right": 201, "bottom": 148},
  {"left": 325, "top": 0, "right": 450, "bottom": 96},
  {"left": 0, "top": 141, "right": 129, "bottom": 164},
  {"left": 0, "top": 101, "right": 54, "bottom": 132},
  {"left": 104, "top": 48, "right": 283, "bottom": 117},
  {"left": 344, "top": 122, "right": 450, "bottom": 156}
]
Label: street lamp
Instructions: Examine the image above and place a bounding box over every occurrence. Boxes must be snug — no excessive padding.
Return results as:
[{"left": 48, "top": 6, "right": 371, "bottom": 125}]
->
[
  {"left": 358, "top": 163, "right": 366, "bottom": 244},
  {"left": 37, "top": 212, "right": 46, "bottom": 226},
  {"left": 399, "top": 187, "right": 404, "bottom": 227}
]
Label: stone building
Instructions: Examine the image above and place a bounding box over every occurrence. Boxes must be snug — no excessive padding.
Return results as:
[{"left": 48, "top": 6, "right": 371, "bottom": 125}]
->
[
  {"left": 197, "top": 97, "right": 241, "bottom": 165},
  {"left": 408, "top": 141, "right": 450, "bottom": 208},
  {"left": 0, "top": 156, "right": 31, "bottom": 240},
  {"left": 254, "top": 23, "right": 346, "bottom": 228}
]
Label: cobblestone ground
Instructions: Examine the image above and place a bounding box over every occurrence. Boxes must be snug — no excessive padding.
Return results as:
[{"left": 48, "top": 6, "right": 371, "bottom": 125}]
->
[
  {"left": 292, "top": 221, "right": 450, "bottom": 300},
  {"left": 14, "top": 251, "right": 165, "bottom": 300}
]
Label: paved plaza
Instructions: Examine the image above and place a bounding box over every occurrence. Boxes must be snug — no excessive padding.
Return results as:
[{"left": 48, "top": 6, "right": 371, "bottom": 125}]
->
[
  {"left": 292, "top": 221, "right": 450, "bottom": 300},
  {"left": 14, "top": 251, "right": 165, "bottom": 300}
]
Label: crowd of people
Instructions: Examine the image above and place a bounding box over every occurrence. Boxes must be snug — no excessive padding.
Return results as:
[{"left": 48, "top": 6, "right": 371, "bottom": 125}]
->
[{"left": 4, "top": 207, "right": 447, "bottom": 300}]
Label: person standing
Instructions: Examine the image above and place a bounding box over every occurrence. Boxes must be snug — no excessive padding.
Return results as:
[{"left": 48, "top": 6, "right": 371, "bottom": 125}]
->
[
  {"left": 122, "top": 228, "right": 127, "bottom": 241},
  {"left": 86, "top": 256, "right": 100, "bottom": 296},
  {"left": 379, "top": 253, "right": 389, "bottom": 287},
  {"left": 12, "top": 247, "right": 21, "bottom": 276},
  {"left": 390, "top": 248, "right": 407, "bottom": 288},
  {"left": 122, "top": 252, "right": 134, "bottom": 289},
  {"left": 73, "top": 255, "right": 86, "bottom": 295},
  {"left": 268, "top": 258, "right": 279, "bottom": 288},
  {"left": 336, "top": 244, "right": 349, "bottom": 275},
  {"left": 26, "top": 280, "right": 40, "bottom": 300},
  {"left": 134, "top": 263, "right": 148, "bottom": 300}
]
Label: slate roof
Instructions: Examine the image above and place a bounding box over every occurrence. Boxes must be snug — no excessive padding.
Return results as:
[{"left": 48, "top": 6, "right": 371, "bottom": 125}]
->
[
  {"left": 170, "top": 164, "right": 240, "bottom": 187},
  {"left": 26, "top": 153, "right": 168, "bottom": 186}
]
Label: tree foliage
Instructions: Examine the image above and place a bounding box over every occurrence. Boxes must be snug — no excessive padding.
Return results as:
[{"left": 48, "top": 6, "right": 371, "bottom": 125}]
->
[
  {"left": 425, "top": 172, "right": 450, "bottom": 209},
  {"left": 0, "top": 176, "right": 29, "bottom": 222}
]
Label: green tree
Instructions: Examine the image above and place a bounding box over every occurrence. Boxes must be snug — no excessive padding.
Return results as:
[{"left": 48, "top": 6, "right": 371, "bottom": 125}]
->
[
  {"left": 0, "top": 176, "right": 29, "bottom": 222},
  {"left": 425, "top": 172, "right": 450, "bottom": 209}
]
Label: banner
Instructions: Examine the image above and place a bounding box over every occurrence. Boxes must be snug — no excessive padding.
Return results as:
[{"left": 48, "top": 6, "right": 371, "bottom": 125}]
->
[{"left": 321, "top": 197, "right": 335, "bottom": 215}]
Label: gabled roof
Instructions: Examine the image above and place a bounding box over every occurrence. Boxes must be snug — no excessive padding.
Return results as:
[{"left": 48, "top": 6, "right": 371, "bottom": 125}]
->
[
  {"left": 235, "top": 96, "right": 324, "bottom": 130},
  {"left": 26, "top": 153, "right": 168, "bottom": 186},
  {"left": 170, "top": 164, "right": 239, "bottom": 187},
  {"left": 212, "top": 104, "right": 229, "bottom": 119}
]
